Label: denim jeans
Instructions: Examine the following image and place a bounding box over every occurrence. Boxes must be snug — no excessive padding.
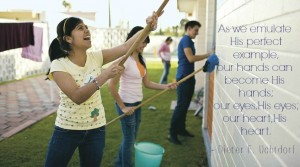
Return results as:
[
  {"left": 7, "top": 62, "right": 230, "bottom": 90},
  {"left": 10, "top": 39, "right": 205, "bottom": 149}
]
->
[
  {"left": 170, "top": 77, "right": 195, "bottom": 136},
  {"left": 44, "top": 126, "right": 105, "bottom": 167},
  {"left": 114, "top": 101, "right": 141, "bottom": 167},
  {"left": 159, "top": 61, "right": 170, "bottom": 84}
]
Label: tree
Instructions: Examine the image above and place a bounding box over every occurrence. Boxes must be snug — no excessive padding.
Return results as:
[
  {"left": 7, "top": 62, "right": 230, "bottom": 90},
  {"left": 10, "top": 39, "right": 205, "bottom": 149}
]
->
[
  {"left": 152, "top": 26, "right": 180, "bottom": 36},
  {"left": 90, "top": 108, "right": 99, "bottom": 122},
  {"left": 172, "top": 25, "right": 179, "bottom": 37},
  {"left": 151, "top": 18, "right": 188, "bottom": 36},
  {"left": 180, "top": 18, "right": 189, "bottom": 29}
]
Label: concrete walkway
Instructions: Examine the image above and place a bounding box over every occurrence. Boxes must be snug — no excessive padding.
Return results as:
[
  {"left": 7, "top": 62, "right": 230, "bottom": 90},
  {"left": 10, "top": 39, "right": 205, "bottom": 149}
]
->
[
  {"left": 0, "top": 75, "right": 60, "bottom": 141},
  {"left": 0, "top": 57, "right": 178, "bottom": 142}
]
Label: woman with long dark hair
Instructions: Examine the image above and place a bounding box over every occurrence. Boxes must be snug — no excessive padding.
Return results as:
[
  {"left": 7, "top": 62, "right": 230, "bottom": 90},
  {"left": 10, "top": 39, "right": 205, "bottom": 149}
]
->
[
  {"left": 44, "top": 14, "right": 158, "bottom": 167},
  {"left": 108, "top": 26, "right": 177, "bottom": 167}
]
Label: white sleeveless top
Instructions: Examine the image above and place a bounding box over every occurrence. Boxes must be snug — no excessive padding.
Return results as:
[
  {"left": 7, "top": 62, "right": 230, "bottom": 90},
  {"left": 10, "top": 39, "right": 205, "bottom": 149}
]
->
[{"left": 119, "top": 56, "right": 146, "bottom": 103}]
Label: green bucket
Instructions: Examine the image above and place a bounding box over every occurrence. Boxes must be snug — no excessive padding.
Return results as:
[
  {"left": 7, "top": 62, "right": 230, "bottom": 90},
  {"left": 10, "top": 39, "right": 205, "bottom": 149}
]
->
[{"left": 134, "top": 142, "right": 165, "bottom": 167}]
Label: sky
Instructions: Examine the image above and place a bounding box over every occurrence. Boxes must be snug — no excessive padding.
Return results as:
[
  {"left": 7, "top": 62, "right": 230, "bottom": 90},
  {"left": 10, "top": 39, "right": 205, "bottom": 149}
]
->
[
  {"left": 76, "top": 0, "right": 186, "bottom": 29},
  {"left": 0, "top": 0, "right": 186, "bottom": 29}
]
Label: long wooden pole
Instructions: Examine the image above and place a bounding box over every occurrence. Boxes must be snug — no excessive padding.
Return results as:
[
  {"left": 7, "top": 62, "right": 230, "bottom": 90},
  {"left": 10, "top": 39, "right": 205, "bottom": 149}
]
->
[
  {"left": 118, "top": 0, "right": 169, "bottom": 66},
  {"left": 106, "top": 67, "right": 204, "bottom": 126}
]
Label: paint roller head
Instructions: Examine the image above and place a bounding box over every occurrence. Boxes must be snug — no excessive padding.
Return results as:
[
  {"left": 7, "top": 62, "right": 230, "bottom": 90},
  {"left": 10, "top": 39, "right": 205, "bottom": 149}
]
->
[{"left": 203, "top": 54, "right": 219, "bottom": 73}]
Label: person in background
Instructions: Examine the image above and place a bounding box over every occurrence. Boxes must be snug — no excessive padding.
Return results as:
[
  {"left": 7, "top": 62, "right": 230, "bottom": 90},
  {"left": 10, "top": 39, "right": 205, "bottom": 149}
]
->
[
  {"left": 108, "top": 26, "right": 177, "bottom": 167},
  {"left": 158, "top": 36, "right": 173, "bottom": 84},
  {"left": 168, "top": 20, "right": 212, "bottom": 145},
  {"left": 44, "top": 13, "right": 158, "bottom": 167}
]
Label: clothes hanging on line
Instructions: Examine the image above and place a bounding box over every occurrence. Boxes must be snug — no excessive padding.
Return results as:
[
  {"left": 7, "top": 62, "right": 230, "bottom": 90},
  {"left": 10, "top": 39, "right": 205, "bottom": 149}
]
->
[
  {"left": 21, "top": 26, "right": 43, "bottom": 62},
  {"left": 0, "top": 22, "right": 34, "bottom": 52}
]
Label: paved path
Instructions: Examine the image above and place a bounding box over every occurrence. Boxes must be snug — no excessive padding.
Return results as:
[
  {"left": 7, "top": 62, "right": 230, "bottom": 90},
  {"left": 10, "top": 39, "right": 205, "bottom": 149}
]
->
[
  {"left": 0, "top": 76, "right": 60, "bottom": 141},
  {"left": 0, "top": 57, "right": 178, "bottom": 141}
]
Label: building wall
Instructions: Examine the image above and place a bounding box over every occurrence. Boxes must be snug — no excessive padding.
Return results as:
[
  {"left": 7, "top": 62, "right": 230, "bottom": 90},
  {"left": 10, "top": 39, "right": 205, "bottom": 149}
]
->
[{"left": 212, "top": 0, "right": 300, "bottom": 166}]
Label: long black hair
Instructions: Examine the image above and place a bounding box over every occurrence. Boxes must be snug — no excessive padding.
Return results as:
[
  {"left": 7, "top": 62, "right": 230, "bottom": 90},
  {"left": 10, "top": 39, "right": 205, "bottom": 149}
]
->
[
  {"left": 125, "top": 26, "right": 150, "bottom": 68},
  {"left": 49, "top": 17, "right": 83, "bottom": 61},
  {"left": 46, "top": 17, "right": 83, "bottom": 79}
]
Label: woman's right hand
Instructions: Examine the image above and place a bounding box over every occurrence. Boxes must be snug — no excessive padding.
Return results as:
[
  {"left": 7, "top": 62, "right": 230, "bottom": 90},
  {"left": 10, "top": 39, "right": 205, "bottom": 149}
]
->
[{"left": 121, "top": 106, "right": 135, "bottom": 115}]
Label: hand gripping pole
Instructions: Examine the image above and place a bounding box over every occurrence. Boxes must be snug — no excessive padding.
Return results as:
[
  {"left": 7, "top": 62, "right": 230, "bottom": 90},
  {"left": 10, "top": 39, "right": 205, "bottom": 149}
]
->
[{"left": 118, "top": 0, "right": 169, "bottom": 66}]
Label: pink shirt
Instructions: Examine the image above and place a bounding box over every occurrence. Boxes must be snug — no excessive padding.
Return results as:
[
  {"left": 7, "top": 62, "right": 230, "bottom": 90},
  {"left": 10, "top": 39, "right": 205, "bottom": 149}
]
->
[{"left": 158, "top": 42, "right": 171, "bottom": 61}]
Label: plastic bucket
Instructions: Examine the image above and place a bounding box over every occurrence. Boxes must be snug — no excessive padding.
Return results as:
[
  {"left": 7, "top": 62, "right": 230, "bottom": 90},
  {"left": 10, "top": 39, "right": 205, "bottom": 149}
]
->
[{"left": 134, "top": 142, "right": 165, "bottom": 167}]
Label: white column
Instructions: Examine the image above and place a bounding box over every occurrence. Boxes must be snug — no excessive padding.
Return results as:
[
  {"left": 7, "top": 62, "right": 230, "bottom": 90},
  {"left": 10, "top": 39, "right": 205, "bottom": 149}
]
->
[
  {"left": 202, "top": 0, "right": 216, "bottom": 129},
  {"left": 194, "top": 0, "right": 207, "bottom": 91}
]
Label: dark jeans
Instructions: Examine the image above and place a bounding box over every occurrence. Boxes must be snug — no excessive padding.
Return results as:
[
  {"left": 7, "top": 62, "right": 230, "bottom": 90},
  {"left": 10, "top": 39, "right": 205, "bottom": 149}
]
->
[
  {"left": 159, "top": 60, "right": 170, "bottom": 84},
  {"left": 170, "top": 77, "right": 195, "bottom": 136},
  {"left": 44, "top": 126, "right": 105, "bottom": 167},
  {"left": 114, "top": 101, "right": 141, "bottom": 167}
]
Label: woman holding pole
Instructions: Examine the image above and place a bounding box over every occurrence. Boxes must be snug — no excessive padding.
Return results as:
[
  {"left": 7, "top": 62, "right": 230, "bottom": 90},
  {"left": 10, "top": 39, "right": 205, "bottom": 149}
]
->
[
  {"left": 44, "top": 14, "right": 159, "bottom": 166},
  {"left": 108, "top": 26, "right": 177, "bottom": 167}
]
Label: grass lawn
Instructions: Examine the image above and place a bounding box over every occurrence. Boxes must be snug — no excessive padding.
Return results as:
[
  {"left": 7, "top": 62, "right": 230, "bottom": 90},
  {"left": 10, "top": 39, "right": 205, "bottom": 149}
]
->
[{"left": 0, "top": 60, "right": 208, "bottom": 167}]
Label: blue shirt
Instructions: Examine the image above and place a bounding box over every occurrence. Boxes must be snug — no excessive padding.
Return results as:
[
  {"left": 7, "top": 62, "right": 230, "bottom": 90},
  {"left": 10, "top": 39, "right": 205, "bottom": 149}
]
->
[{"left": 176, "top": 35, "right": 195, "bottom": 80}]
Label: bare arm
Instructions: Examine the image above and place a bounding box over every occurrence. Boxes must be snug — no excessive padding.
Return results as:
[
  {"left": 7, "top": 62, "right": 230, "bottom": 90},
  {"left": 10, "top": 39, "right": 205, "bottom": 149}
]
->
[
  {"left": 184, "top": 47, "right": 210, "bottom": 63},
  {"left": 102, "top": 12, "right": 160, "bottom": 65},
  {"left": 52, "top": 71, "right": 109, "bottom": 105},
  {"left": 143, "top": 72, "right": 168, "bottom": 90},
  {"left": 52, "top": 62, "right": 124, "bottom": 105},
  {"left": 108, "top": 74, "right": 134, "bottom": 115},
  {"left": 102, "top": 30, "right": 143, "bottom": 65},
  {"left": 108, "top": 74, "right": 126, "bottom": 109}
]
